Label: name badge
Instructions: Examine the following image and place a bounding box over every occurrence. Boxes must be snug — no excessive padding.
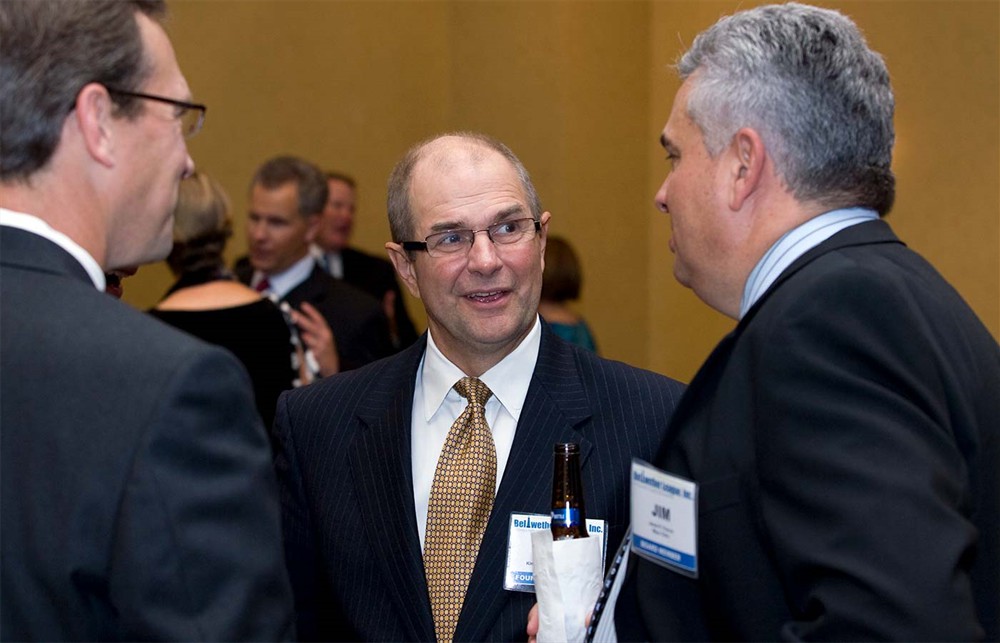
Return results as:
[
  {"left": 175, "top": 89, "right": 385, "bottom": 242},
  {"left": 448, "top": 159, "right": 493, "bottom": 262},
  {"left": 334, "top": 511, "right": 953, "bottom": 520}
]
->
[
  {"left": 630, "top": 459, "right": 698, "bottom": 577},
  {"left": 503, "top": 512, "right": 608, "bottom": 592}
]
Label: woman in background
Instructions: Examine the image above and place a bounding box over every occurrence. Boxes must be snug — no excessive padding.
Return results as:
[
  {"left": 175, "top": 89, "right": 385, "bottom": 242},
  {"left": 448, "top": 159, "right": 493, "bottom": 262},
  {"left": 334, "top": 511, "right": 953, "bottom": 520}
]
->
[
  {"left": 539, "top": 235, "right": 598, "bottom": 352},
  {"left": 150, "top": 171, "right": 334, "bottom": 429}
]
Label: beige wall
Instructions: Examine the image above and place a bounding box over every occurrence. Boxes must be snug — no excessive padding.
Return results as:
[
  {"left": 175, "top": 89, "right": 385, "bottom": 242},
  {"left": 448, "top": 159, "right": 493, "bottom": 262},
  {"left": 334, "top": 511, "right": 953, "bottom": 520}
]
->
[{"left": 124, "top": 0, "right": 999, "bottom": 383}]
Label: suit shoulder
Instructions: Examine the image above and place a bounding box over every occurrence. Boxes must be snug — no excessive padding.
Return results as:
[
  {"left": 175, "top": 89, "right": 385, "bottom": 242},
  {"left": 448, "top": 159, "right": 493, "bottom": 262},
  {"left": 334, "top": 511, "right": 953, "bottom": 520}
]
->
[
  {"left": 281, "top": 348, "right": 412, "bottom": 410},
  {"left": 575, "top": 343, "right": 686, "bottom": 395}
]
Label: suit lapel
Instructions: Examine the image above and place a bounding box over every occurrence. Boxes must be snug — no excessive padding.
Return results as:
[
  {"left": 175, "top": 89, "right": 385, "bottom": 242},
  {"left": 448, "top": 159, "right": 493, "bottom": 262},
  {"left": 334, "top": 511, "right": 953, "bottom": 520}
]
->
[
  {"left": 347, "top": 341, "right": 436, "bottom": 641},
  {"left": 283, "top": 266, "right": 326, "bottom": 308},
  {"left": 457, "top": 329, "right": 594, "bottom": 641}
]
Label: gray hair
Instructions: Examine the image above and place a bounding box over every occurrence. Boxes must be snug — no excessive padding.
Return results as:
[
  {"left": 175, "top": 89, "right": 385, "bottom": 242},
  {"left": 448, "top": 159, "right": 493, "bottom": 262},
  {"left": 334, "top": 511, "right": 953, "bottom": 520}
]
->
[
  {"left": 678, "top": 2, "right": 895, "bottom": 215},
  {"left": 386, "top": 131, "right": 543, "bottom": 242},
  {"left": 250, "top": 155, "right": 329, "bottom": 218},
  {"left": 0, "top": 0, "right": 166, "bottom": 181}
]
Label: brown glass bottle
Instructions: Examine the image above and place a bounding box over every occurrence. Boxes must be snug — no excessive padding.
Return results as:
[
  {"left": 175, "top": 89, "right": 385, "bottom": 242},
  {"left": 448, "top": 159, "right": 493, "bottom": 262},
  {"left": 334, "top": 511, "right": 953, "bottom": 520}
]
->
[{"left": 550, "top": 442, "right": 589, "bottom": 540}]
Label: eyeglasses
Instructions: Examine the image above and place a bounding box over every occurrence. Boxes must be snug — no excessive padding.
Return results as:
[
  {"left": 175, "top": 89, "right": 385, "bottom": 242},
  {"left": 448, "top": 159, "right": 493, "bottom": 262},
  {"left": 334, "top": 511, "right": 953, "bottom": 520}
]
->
[
  {"left": 105, "top": 87, "right": 207, "bottom": 138},
  {"left": 402, "top": 218, "right": 541, "bottom": 258}
]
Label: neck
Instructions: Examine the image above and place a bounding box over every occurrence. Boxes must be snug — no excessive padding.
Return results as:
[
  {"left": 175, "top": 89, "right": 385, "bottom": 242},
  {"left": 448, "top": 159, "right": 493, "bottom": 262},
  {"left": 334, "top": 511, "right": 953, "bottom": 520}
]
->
[{"left": 1, "top": 177, "right": 109, "bottom": 267}]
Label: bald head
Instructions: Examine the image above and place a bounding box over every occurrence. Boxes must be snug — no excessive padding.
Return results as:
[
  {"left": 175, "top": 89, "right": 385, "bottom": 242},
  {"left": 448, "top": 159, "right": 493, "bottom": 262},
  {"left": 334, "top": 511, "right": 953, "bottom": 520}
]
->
[{"left": 386, "top": 132, "right": 542, "bottom": 243}]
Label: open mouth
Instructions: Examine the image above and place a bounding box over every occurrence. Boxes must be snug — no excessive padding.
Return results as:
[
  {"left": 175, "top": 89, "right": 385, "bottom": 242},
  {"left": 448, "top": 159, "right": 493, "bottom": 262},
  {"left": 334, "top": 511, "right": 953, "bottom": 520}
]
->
[{"left": 466, "top": 290, "right": 505, "bottom": 304}]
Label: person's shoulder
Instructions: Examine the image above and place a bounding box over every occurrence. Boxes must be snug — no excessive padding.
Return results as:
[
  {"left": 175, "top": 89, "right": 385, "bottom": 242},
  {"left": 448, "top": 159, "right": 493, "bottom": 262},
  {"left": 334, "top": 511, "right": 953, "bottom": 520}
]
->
[
  {"left": 343, "top": 246, "right": 397, "bottom": 285},
  {"left": 344, "top": 246, "right": 393, "bottom": 271},
  {"left": 281, "top": 346, "right": 417, "bottom": 411},
  {"left": 314, "top": 269, "right": 384, "bottom": 313},
  {"left": 546, "top": 329, "right": 684, "bottom": 388},
  {"left": 587, "top": 348, "right": 685, "bottom": 392}
]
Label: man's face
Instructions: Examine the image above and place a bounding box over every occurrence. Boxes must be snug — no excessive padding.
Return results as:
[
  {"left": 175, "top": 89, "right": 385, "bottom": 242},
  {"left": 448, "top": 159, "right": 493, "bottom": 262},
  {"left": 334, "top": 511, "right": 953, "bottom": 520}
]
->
[
  {"left": 315, "top": 178, "right": 356, "bottom": 252},
  {"left": 655, "top": 78, "right": 736, "bottom": 304},
  {"left": 247, "top": 181, "right": 317, "bottom": 275},
  {"left": 106, "top": 13, "right": 195, "bottom": 269},
  {"left": 389, "top": 140, "right": 549, "bottom": 372}
]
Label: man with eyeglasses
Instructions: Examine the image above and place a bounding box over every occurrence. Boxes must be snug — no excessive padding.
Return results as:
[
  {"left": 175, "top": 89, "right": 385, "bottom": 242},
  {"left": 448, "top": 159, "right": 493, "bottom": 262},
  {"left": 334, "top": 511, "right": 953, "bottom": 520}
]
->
[
  {"left": 272, "top": 131, "right": 685, "bottom": 641},
  {"left": 0, "top": 1, "right": 293, "bottom": 639}
]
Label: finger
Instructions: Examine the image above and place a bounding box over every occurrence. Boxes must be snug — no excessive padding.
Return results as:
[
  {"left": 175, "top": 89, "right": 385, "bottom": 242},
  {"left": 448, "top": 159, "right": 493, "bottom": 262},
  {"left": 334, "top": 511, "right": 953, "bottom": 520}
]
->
[{"left": 526, "top": 603, "right": 539, "bottom": 639}]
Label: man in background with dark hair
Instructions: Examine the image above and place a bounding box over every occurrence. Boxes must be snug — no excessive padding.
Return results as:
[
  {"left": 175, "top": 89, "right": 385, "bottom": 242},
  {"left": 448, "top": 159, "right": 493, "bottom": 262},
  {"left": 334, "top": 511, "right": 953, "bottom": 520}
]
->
[
  {"left": 0, "top": 0, "right": 294, "bottom": 638},
  {"left": 236, "top": 155, "right": 393, "bottom": 373},
  {"left": 312, "top": 171, "right": 419, "bottom": 349}
]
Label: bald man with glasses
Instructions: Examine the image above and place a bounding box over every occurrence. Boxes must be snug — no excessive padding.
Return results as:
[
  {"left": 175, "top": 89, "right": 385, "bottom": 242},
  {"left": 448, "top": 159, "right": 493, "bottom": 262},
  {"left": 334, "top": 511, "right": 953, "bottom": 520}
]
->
[{"left": 272, "top": 131, "right": 685, "bottom": 641}]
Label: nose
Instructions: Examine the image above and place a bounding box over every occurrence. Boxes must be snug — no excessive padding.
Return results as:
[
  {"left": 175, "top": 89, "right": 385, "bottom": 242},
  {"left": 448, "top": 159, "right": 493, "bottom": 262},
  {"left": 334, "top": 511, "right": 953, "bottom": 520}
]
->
[
  {"left": 654, "top": 177, "right": 670, "bottom": 214},
  {"left": 466, "top": 230, "right": 502, "bottom": 274},
  {"left": 249, "top": 221, "right": 267, "bottom": 244}
]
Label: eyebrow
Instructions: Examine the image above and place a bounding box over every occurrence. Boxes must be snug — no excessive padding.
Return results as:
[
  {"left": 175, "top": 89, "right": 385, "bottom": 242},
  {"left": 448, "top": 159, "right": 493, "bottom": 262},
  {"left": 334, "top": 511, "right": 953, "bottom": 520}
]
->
[{"left": 426, "top": 204, "right": 526, "bottom": 233}]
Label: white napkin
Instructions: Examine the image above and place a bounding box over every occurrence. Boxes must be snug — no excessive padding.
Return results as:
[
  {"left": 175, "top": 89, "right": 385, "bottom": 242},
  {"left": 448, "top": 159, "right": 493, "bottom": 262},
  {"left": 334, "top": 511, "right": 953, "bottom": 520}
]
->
[{"left": 531, "top": 531, "right": 603, "bottom": 643}]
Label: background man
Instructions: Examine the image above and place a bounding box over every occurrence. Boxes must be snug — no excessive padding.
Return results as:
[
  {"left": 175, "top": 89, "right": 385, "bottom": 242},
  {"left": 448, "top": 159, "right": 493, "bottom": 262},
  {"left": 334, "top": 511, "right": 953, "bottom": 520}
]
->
[
  {"left": 313, "top": 171, "right": 419, "bottom": 348},
  {"left": 0, "top": 0, "right": 293, "bottom": 638},
  {"left": 274, "top": 132, "right": 684, "bottom": 641},
  {"left": 235, "top": 156, "right": 393, "bottom": 372},
  {"left": 608, "top": 3, "right": 999, "bottom": 640}
]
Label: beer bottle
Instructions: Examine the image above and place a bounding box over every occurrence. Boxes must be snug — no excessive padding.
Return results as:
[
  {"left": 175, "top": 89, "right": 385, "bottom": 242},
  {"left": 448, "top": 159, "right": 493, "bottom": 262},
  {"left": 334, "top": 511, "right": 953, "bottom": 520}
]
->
[{"left": 550, "top": 442, "right": 589, "bottom": 540}]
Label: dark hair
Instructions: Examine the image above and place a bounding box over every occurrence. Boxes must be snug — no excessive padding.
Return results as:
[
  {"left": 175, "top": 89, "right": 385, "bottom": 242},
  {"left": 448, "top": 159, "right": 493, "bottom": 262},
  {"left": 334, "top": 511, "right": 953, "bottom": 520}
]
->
[
  {"left": 166, "top": 172, "right": 232, "bottom": 275},
  {"left": 325, "top": 171, "right": 357, "bottom": 189},
  {"left": 251, "top": 155, "right": 328, "bottom": 218},
  {"left": 542, "top": 236, "right": 583, "bottom": 302},
  {"left": 386, "top": 131, "right": 543, "bottom": 242},
  {"left": 0, "top": 0, "right": 166, "bottom": 181}
]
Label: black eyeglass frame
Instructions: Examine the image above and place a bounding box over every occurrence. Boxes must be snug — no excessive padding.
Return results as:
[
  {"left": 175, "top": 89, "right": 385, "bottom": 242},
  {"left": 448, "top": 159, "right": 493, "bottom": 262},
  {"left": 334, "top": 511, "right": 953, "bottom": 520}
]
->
[
  {"left": 103, "top": 87, "right": 207, "bottom": 137},
  {"left": 402, "top": 218, "right": 542, "bottom": 257}
]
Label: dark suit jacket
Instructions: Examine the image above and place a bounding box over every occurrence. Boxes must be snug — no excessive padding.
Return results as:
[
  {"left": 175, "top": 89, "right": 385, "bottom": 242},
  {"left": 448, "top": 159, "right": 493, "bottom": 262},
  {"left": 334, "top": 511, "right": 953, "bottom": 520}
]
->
[
  {"left": 274, "top": 324, "right": 685, "bottom": 641},
  {"left": 618, "top": 220, "right": 1000, "bottom": 641},
  {"left": 236, "top": 259, "right": 393, "bottom": 371},
  {"left": 340, "top": 246, "right": 419, "bottom": 348},
  {"left": 0, "top": 226, "right": 294, "bottom": 640}
]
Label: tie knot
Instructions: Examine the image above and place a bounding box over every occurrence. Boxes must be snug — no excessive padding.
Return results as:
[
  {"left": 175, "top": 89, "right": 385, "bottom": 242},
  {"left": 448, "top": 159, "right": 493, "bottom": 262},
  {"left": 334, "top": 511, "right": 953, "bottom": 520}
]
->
[{"left": 454, "top": 376, "right": 492, "bottom": 407}]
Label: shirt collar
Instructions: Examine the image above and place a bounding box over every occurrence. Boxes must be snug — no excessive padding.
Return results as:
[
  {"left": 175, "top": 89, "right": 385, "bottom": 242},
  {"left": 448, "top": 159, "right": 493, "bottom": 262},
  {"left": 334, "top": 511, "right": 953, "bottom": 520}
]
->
[
  {"left": 1, "top": 208, "right": 106, "bottom": 291},
  {"left": 419, "top": 315, "right": 542, "bottom": 422},
  {"left": 254, "top": 253, "right": 316, "bottom": 298},
  {"left": 739, "top": 207, "right": 879, "bottom": 318}
]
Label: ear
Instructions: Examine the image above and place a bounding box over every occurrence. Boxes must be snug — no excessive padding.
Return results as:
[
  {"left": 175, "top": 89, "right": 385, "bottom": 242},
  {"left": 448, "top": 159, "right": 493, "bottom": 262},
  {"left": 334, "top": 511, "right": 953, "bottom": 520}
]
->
[
  {"left": 386, "top": 242, "right": 421, "bottom": 298},
  {"left": 304, "top": 213, "right": 321, "bottom": 243},
  {"left": 73, "top": 83, "right": 117, "bottom": 168},
  {"left": 537, "top": 211, "right": 551, "bottom": 266},
  {"left": 728, "top": 128, "right": 766, "bottom": 211}
]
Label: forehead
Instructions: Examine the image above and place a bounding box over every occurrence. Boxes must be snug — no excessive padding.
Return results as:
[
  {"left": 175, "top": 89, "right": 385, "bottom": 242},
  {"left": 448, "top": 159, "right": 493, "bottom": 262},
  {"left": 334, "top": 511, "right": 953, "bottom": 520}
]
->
[
  {"left": 327, "top": 180, "right": 355, "bottom": 199},
  {"left": 409, "top": 142, "right": 527, "bottom": 230},
  {"left": 662, "top": 78, "right": 698, "bottom": 146},
  {"left": 251, "top": 182, "right": 300, "bottom": 219},
  {"left": 136, "top": 12, "right": 189, "bottom": 97}
]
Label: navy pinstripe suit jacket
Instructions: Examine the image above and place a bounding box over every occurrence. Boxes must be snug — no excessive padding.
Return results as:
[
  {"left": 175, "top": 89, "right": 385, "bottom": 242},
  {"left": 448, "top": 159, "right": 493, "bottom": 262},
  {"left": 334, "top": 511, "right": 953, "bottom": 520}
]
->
[{"left": 273, "top": 323, "right": 684, "bottom": 641}]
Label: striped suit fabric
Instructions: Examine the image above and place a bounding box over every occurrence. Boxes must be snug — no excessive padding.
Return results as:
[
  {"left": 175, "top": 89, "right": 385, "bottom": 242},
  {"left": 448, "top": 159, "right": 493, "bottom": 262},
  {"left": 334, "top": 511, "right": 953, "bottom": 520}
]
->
[{"left": 274, "top": 322, "right": 684, "bottom": 641}]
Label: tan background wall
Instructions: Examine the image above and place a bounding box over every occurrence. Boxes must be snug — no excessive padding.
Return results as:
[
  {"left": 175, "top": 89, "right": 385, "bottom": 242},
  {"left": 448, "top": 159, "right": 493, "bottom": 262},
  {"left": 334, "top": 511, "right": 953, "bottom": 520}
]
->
[{"left": 124, "top": 0, "right": 999, "bottom": 384}]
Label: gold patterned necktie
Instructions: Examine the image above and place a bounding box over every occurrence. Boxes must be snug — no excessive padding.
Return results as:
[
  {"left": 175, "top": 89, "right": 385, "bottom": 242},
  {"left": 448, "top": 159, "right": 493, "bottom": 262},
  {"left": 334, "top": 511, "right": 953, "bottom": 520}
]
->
[{"left": 424, "top": 376, "right": 497, "bottom": 642}]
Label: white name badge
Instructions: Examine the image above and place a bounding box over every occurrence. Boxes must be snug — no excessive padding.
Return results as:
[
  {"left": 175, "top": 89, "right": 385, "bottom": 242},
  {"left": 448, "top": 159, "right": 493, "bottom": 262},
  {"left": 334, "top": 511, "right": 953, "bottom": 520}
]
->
[
  {"left": 503, "top": 512, "right": 608, "bottom": 592},
  {"left": 630, "top": 459, "right": 698, "bottom": 577}
]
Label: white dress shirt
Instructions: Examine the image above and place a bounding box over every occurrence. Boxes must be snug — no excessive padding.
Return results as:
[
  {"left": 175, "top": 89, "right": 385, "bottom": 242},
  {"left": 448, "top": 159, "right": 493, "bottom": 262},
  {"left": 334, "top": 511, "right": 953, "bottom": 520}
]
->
[
  {"left": 0, "top": 208, "right": 105, "bottom": 291},
  {"left": 412, "top": 316, "right": 542, "bottom": 550},
  {"left": 310, "top": 244, "right": 344, "bottom": 278},
  {"left": 251, "top": 254, "right": 316, "bottom": 299}
]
